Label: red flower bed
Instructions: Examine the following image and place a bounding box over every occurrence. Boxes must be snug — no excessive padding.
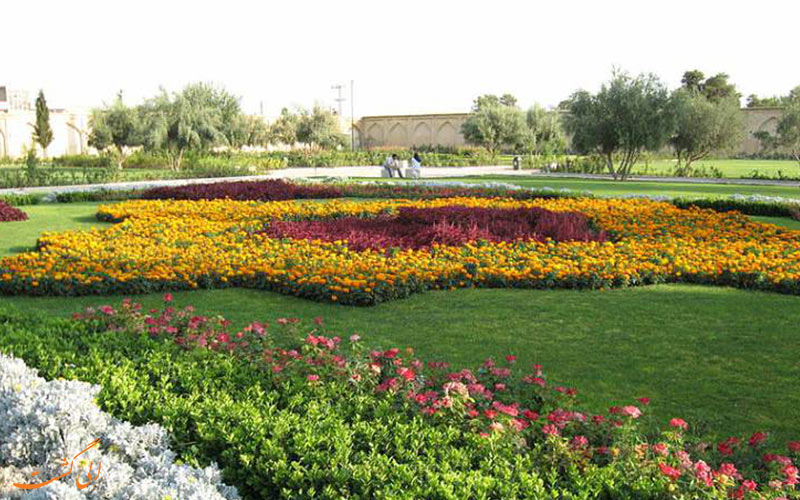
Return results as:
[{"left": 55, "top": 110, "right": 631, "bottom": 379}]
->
[
  {"left": 264, "top": 205, "right": 607, "bottom": 251},
  {"left": 0, "top": 201, "right": 28, "bottom": 222},
  {"left": 141, "top": 179, "right": 343, "bottom": 201}
]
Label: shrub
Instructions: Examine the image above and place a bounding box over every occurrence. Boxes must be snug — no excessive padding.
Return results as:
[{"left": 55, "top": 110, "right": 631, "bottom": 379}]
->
[
  {"left": 0, "top": 201, "right": 28, "bottom": 222},
  {"left": 52, "top": 154, "right": 113, "bottom": 168},
  {"left": 0, "top": 194, "right": 40, "bottom": 206},
  {"left": 0, "top": 353, "right": 239, "bottom": 499}
]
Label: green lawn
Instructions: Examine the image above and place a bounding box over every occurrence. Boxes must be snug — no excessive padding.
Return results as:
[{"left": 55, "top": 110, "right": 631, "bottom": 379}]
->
[
  {"left": 0, "top": 202, "right": 110, "bottom": 256},
  {"left": 424, "top": 175, "right": 800, "bottom": 199},
  {"left": 634, "top": 158, "right": 799, "bottom": 179},
  {"left": 2, "top": 201, "right": 800, "bottom": 443}
]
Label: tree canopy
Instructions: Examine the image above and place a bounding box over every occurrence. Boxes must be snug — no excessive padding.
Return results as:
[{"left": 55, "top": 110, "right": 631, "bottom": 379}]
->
[
  {"left": 88, "top": 92, "right": 141, "bottom": 168},
  {"left": 296, "top": 106, "right": 345, "bottom": 149},
  {"left": 461, "top": 103, "right": 526, "bottom": 154},
  {"left": 524, "top": 105, "right": 566, "bottom": 156},
  {"left": 563, "top": 71, "right": 675, "bottom": 180},
  {"left": 680, "top": 70, "right": 740, "bottom": 103},
  {"left": 670, "top": 88, "right": 743, "bottom": 175}
]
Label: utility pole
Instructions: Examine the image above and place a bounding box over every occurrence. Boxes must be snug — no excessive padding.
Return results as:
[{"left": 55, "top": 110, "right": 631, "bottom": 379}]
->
[
  {"left": 350, "top": 80, "right": 355, "bottom": 151},
  {"left": 331, "top": 84, "right": 345, "bottom": 117}
]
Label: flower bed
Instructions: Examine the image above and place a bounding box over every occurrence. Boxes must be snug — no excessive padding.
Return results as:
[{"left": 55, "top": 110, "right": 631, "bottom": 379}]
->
[
  {"left": 264, "top": 206, "right": 606, "bottom": 251},
  {"left": 141, "top": 179, "right": 344, "bottom": 202},
  {"left": 2, "top": 197, "right": 800, "bottom": 303},
  {"left": 0, "top": 352, "right": 239, "bottom": 500},
  {"left": 0, "top": 201, "right": 27, "bottom": 222},
  {"left": 2, "top": 300, "right": 798, "bottom": 499}
]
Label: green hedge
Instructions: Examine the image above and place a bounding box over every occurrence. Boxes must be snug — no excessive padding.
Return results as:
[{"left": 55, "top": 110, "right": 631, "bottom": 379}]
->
[
  {"left": 671, "top": 197, "right": 800, "bottom": 218},
  {"left": 0, "top": 193, "right": 41, "bottom": 206}
]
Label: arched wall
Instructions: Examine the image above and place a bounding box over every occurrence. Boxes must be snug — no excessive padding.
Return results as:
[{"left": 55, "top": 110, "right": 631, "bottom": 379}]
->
[{"left": 358, "top": 109, "right": 783, "bottom": 155}]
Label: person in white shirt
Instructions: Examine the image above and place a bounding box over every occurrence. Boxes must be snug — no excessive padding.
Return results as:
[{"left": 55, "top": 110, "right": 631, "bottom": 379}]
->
[
  {"left": 382, "top": 154, "right": 402, "bottom": 178},
  {"left": 408, "top": 152, "right": 422, "bottom": 179}
]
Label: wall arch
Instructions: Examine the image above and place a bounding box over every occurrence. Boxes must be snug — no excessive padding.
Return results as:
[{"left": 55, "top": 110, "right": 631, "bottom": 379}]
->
[
  {"left": 757, "top": 117, "right": 778, "bottom": 134},
  {"left": 366, "top": 123, "right": 384, "bottom": 148},
  {"left": 386, "top": 123, "right": 408, "bottom": 146},
  {"left": 412, "top": 122, "right": 432, "bottom": 146},
  {"left": 436, "top": 121, "right": 458, "bottom": 146}
]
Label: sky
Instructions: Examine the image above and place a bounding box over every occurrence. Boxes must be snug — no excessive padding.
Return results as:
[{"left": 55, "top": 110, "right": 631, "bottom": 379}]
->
[{"left": 3, "top": 0, "right": 799, "bottom": 119}]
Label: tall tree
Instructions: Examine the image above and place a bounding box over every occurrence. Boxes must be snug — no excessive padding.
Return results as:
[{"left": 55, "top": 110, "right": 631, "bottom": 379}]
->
[
  {"left": 88, "top": 92, "right": 142, "bottom": 168},
  {"left": 563, "top": 70, "right": 675, "bottom": 180},
  {"left": 681, "top": 70, "right": 740, "bottom": 103},
  {"left": 461, "top": 104, "right": 526, "bottom": 154},
  {"left": 471, "top": 94, "right": 519, "bottom": 112},
  {"left": 670, "top": 89, "right": 743, "bottom": 175},
  {"left": 227, "top": 114, "right": 270, "bottom": 149},
  {"left": 32, "top": 90, "right": 54, "bottom": 157},
  {"left": 139, "top": 83, "right": 230, "bottom": 171},
  {"left": 755, "top": 85, "right": 800, "bottom": 181},
  {"left": 524, "top": 105, "right": 566, "bottom": 155},
  {"left": 681, "top": 70, "right": 706, "bottom": 93},
  {"left": 296, "top": 106, "right": 345, "bottom": 149},
  {"left": 270, "top": 108, "right": 300, "bottom": 146}
]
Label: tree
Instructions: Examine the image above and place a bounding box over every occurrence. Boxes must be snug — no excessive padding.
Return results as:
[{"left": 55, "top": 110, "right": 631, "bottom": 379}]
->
[
  {"left": 680, "top": 70, "right": 740, "bottom": 103},
  {"left": 755, "top": 86, "right": 800, "bottom": 180},
  {"left": 703, "top": 73, "right": 740, "bottom": 102},
  {"left": 138, "top": 83, "right": 230, "bottom": 171},
  {"left": 563, "top": 70, "right": 675, "bottom": 180},
  {"left": 681, "top": 70, "right": 706, "bottom": 93},
  {"left": 746, "top": 94, "right": 784, "bottom": 108},
  {"left": 296, "top": 106, "right": 345, "bottom": 149},
  {"left": 269, "top": 108, "right": 300, "bottom": 146},
  {"left": 524, "top": 105, "right": 566, "bottom": 156},
  {"left": 462, "top": 95, "right": 526, "bottom": 154},
  {"left": 471, "top": 94, "right": 518, "bottom": 112},
  {"left": 228, "top": 115, "right": 270, "bottom": 149},
  {"left": 32, "top": 90, "right": 53, "bottom": 157},
  {"left": 88, "top": 92, "right": 142, "bottom": 168},
  {"left": 670, "top": 89, "right": 743, "bottom": 175}
]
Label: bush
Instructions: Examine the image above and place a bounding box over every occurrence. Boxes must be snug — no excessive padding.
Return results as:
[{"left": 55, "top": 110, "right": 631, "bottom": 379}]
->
[
  {"left": 2, "top": 302, "right": 799, "bottom": 499},
  {"left": 0, "top": 194, "right": 40, "bottom": 206},
  {"left": 0, "top": 353, "right": 240, "bottom": 499},
  {"left": 52, "top": 154, "right": 113, "bottom": 168},
  {"left": 0, "top": 201, "right": 27, "bottom": 222},
  {"left": 671, "top": 197, "right": 799, "bottom": 218}
]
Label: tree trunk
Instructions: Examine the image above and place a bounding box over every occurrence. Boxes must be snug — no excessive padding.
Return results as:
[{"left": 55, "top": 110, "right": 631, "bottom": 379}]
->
[
  {"left": 605, "top": 153, "right": 618, "bottom": 180},
  {"left": 793, "top": 151, "right": 800, "bottom": 188},
  {"left": 176, "top": 148, "right": 185, "bottom": 172}
]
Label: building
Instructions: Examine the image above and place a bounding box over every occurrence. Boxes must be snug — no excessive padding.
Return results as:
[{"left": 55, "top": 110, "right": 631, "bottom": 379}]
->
[
  {"left": 355, "top": 108, "right": 782, "bottom": 155},
  {"left": 0, "top": 86, "right": 91, "bottom": 158}
]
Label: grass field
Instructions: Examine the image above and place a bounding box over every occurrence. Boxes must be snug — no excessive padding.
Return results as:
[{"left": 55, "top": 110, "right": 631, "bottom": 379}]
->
[
  {"left": 634, "top": 158, "right": 799, "bottom": 179},
  {"left": 2, "top": 200, "right": 800, "bottom": 443},
  {"left": 427, "top": 175, "right": 800, "bottom": 199}
]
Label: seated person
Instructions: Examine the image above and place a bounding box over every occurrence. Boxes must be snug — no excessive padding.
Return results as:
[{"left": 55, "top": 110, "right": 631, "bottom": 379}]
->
[
  {"left": 407, "top": 153, "right": 422, "bottom": 179},
  {"left": 382, "top": 154, "right": 403, "bottom": 178}
]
